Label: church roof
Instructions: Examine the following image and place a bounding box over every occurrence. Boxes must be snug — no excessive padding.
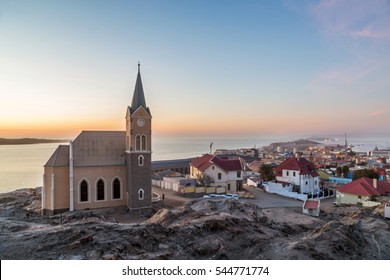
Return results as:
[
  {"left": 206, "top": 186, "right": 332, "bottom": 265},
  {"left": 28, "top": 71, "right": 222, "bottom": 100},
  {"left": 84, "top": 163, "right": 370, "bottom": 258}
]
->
[
  {"left": 130, "top": 63, "right": 150, "bottom": 115},
  {"left": 44, "top": 145, "right": 70, "bottom": 167},
  {"left": 72, "top": 131, "right": 126, "bottom": 167}
]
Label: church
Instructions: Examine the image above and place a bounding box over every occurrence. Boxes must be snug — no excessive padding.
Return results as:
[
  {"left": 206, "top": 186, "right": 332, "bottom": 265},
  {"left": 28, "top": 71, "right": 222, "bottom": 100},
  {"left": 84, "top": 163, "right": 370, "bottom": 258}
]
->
[{"left": 42, "top": 64, "right": 152, "bottom": 215}]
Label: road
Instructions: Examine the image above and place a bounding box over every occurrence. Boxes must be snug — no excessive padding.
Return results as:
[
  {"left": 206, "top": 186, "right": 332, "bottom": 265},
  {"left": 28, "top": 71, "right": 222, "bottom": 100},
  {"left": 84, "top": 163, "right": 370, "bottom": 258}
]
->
[{"left": 153, "top": 185, "right": 335, "bottom": 209}]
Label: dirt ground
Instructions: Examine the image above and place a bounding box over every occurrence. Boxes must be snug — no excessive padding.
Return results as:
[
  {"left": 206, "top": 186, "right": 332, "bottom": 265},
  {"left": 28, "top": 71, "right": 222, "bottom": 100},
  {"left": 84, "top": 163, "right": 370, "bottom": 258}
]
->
[{"left": 1, "top": 187, "right": 390, "bottom": 260}]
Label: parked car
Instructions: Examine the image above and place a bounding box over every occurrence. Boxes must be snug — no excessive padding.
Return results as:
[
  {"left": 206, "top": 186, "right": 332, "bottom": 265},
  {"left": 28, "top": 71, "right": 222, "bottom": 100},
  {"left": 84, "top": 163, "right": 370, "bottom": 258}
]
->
[{"left": 203, "top": 193, "right": 238, "bottom": 200}]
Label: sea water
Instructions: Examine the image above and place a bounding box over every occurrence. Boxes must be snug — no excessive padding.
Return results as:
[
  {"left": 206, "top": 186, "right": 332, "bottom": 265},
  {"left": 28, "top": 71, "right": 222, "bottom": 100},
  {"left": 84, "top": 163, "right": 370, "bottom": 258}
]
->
[{"left": 0, "top": 133, "right": 389, "bottom": 193}]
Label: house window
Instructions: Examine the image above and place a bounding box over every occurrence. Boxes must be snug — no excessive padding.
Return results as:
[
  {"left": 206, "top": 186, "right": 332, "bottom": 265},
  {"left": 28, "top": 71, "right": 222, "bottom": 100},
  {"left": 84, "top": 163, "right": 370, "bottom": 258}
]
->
[
  {"left": 96, "top": 179, "right": 105, "bottom": 201},
  {"left": 228, "top": 184, "right": 231, "bottom": 191},
  {"left": 135, "top": 135, "right": 141, "bottom": 150},
  {"left": 212, "top": 166, "right": 215, "bottom": 170},
  {"left": 80, "top": 180, "right": 88, "bottom": 202},
  {"left": 112, "top": 178, "right": 121, "bottom": 199},
  {"left": 358, "top": 195, "right": 362, "bottom": 199},
  {"left": 141, "top": 135, "right": 147, "bottom": 150},
  {"left": 286, "top": 171, "right": 289, "bottom": 176},
  {"left": 218, "top": 173, "right": 222, "bottom": 180},
  {"left": 293, "top": 172, "right": 296, "bottom": 177},
  {"left": 237, "top": 171, "right": 241, "bottom": 178},
  {"left": 315, "top": 180, "right": 318, "bottom": 185},
  {"left": 138, "top": 189, "right": 144, "bottom": 200},
  {"left": 138, "top": 155, "right": 144, "bottom": 166},
  {"left": 305, "top": 181, "right": 308, "bottom": 185}
]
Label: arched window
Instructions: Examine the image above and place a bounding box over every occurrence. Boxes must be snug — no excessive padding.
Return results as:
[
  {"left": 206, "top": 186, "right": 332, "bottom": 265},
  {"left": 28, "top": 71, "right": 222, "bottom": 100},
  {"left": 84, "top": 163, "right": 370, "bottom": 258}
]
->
[
  {"left": 138, "top": 155, "right": 144, "bottom": 166},
  {"left": 135, "top": 135, "right": 141, "bottom": 151},
  {"left": 96, "top": 179, "right": 105, "bottom": 201},
  {"left": 138, "top": 188, "right": 144, "bottom": 200},
  {"left": 80, "top": 180, "right": 88, "bottom": 202},
  {"left": 112, "top": 178, "right": 121, "bottom": 199},
  {"left": 141, "top": 135, "right": 147, "bottom": 150}
]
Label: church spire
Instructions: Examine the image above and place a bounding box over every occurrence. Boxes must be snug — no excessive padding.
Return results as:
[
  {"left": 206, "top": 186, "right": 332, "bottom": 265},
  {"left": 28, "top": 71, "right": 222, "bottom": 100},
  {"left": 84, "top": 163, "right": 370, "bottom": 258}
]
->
[{"left": 131, "top": 62, "right": 147, "bottom": 112}]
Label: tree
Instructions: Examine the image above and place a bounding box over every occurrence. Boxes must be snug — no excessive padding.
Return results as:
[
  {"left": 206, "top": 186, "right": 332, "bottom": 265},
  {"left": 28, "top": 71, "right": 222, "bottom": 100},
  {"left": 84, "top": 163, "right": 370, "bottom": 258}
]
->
[
  {"left": 352, "top": 169, "right": 379, "bottom": 181},
  {"left": 336, "top": 166, "right": 342, "bottom": 177},
  {"left": 259, "top": 164, "right": 275, "bottom": 181},
  {"left": 196, "top": 173, "right": 213, "bottom": 187},
  {"left": 341, "top": 165, "right": 350, "bottom": 178}
]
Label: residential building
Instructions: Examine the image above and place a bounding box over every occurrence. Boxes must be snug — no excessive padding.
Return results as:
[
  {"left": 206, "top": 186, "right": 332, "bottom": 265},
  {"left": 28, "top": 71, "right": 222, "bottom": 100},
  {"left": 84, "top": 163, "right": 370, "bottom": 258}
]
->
[
  {"left": 190, "top": 154, "right": 243, "bottom": 192},
  {"left": 275, "top": 157, "right": 320, "bottom": 194},
  {"left": 303, "top": 199, "right": 320, "bottom": 217},
  {"left": 336, "top": 177, "right": 390, "bottom": 205}
]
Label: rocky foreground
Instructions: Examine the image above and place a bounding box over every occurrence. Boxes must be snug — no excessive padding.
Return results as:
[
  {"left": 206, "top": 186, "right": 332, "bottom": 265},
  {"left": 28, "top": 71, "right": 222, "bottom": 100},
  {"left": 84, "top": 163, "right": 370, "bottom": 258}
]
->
[{"left": 1, "top": 188, "right": 390, "bottom": 260}]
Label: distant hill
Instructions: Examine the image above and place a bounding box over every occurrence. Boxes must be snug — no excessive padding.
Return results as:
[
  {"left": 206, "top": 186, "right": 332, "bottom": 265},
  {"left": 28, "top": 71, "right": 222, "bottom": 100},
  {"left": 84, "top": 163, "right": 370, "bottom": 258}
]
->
[{"left": 0, "top": 138, "right": 70, "bottom": 145}]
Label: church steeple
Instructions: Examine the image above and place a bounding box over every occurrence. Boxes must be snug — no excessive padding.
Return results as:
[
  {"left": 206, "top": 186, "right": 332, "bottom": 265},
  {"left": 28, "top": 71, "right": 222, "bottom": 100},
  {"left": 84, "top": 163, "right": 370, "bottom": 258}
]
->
[{"left": 130, "top": 62, "right": 148, "bottom": 113}]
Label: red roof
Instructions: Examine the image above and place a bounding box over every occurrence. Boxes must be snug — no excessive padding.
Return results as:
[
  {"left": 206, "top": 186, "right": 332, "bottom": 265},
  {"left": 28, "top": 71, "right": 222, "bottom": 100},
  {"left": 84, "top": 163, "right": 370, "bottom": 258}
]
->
[
  {"left": 190, "top": 154, "right": 242, "bottom": 172},
  {"left": 337, "top": 177, "right": 390, "bottom": 196},
  {"left": 304, "top": 200, "right": 320, "bottom": 209},
  {"left": 275, "top": 157, "right": 319, "bottom": 177}
]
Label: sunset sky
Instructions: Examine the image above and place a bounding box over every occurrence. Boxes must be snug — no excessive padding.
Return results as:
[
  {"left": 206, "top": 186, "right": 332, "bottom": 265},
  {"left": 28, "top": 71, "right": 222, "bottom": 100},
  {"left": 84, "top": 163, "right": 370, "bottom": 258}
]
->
[{"left": 1, "top": 0, "right": 390, "bottom": 139}]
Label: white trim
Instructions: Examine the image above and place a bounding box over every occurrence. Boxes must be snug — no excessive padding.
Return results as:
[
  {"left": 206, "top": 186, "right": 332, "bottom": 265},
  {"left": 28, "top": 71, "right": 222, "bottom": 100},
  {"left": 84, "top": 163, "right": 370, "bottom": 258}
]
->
[
  {"left": 78, "top": 178, "right": 91, "bottom": 204},
  {"left": 138, "top": 188, "right": 145, "bottom": 200},
  {"left": 51, "top": 174, "right": 55, "bottom": 211},
  {"left": 69, "top": 141, "right": 74, "bottom": 211},
  {"left": 138, "top": 155, "right": 144, "bottom": 166},
  {"left": 111, "top": 177, "right": 122, "bottom": 200},
  {"left": 95, "top": 177, "right": 107, "bottom": 202},
  {"left": 42, "top": 174, "right": 45, "bottom": 211}
]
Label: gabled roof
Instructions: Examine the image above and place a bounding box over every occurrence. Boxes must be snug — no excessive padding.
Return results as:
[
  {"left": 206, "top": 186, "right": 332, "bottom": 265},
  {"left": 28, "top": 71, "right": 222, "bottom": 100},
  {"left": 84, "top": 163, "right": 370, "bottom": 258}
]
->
[
  {"left": 44, "top": 145, "right": 69, "bottom": 167},
  {"left": 72, "top": 131, "right": 126, "bottom": 167},
  {"left": 337, "top": 177, "right": 390, "bottom": 196},
  {"left": 275, "top": 157, "right": 319, "bottom": 177},
  {"left": 190, "top": 154, "right": 243, "bottom": 172},
  {"left": 130, "top": 64, "right": 151, "bottom": 115},
  {"left": 303, "top": 199, "right": 320, "bottom": 210}
]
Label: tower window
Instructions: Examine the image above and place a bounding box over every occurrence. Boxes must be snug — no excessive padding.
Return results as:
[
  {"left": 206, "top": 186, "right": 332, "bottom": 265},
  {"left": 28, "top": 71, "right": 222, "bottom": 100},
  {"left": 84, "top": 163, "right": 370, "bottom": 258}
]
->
[
  {"left": 96, "top": 179, "right": 105, "bottom": 201},
  {"left": 80, "top": 180, "right": 88, "bottom": 202},
  {"left": 141, "top": 135, "right": 147, "bottom": 150},
  {"left": 136, "top": 135, "right": 141, "bottom": 151},
  {"left": 112, "top": 178, "right": 121, "bottom": 199},
  {"left": 138, "top": 189, "right": 144, "bottom": 200},
  {"left": 138, "top": 155, "right": 144, "bottom": 166}
]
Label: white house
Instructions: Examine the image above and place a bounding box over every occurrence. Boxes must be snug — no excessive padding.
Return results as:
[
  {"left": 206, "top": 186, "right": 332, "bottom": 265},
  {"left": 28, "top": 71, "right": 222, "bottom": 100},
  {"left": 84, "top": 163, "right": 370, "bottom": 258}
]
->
[
  {"left": 275, "top": 157, "right": 320, "bottom": 194},
  {"left": 190, "top": 154, "right": 243, "bottom": 192}
]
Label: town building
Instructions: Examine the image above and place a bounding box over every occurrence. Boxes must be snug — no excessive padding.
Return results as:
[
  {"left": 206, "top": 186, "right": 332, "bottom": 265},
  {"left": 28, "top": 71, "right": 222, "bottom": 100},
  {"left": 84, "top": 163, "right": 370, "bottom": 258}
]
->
[
  {"left": 42, "top": 64, "right": 152, "bottom": 215},
  {"left": 335, "top": 177, "right": 390, "bottom": 205},
  {"left": 303, "top": 199, "right": 320, "bottom": 217},
  {"left": 275, "top": 157, "right": 320, "bottom": 194},
  {"left": 190, "top": 154, "right": 243, "bottom": 192}
]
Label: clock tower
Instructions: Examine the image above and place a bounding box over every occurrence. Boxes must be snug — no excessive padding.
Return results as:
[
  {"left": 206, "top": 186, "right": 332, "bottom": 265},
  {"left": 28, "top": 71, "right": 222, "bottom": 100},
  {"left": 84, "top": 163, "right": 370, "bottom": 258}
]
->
[{"left": 125, "top": 63, "right": 152, "bottom": 210}]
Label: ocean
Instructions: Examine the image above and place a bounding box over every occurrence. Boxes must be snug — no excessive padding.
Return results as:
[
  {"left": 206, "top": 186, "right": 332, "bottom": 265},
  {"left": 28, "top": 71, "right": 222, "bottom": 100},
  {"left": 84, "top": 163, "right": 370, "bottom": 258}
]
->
[{"left": 0, "top": 133, "right": 389, "bottom": 193}]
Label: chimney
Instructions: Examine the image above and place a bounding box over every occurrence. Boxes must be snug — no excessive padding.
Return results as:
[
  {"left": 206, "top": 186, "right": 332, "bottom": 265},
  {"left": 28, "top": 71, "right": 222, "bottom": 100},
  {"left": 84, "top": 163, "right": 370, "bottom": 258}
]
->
[{"left": 373, "top": 178, "right": 377, "bottom": 189}]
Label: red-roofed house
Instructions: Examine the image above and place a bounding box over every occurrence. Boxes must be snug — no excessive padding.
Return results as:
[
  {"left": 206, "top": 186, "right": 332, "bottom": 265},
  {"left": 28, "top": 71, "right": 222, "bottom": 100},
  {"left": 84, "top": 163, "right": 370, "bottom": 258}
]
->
[
  {"left": 275, "top": 157, "right": 320, "bottom": 194},
  {"left": 303, "top": 199, "right": 320, "bottom": 217},
  {"left": 336, "top": 177, "right": 390, "bottom": 205},
  {"left": 190, "top": 154, "right": 243, "bottom": 192}
]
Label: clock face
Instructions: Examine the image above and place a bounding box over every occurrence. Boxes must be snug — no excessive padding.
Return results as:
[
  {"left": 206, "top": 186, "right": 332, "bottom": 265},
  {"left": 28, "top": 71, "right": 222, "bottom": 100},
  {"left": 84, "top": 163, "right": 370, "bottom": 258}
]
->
[{"left": 137, "top": 118, "right": 145, "bottom": 127}]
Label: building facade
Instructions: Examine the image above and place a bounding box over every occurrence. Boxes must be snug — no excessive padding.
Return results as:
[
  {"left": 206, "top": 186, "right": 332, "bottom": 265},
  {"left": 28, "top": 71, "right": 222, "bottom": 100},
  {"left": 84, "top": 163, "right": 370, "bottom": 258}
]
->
[
  {"left": 190, "top": 154, "right": 243, "bottom": 192},
  {"left": 42, "top": 64, "right": 152, "bottom": 214},
  {"left": 275, "top": 157, "right": 320, "bottom": 194}
]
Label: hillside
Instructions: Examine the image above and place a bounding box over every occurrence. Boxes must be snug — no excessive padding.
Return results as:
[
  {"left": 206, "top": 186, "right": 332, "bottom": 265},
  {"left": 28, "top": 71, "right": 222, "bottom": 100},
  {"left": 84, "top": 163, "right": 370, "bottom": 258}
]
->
[
  {"left": 0, "top": 138, "right": 69, "bottom": 145},
  {"left": 0, "top": 188, "right": 389, "bottom": 260}
]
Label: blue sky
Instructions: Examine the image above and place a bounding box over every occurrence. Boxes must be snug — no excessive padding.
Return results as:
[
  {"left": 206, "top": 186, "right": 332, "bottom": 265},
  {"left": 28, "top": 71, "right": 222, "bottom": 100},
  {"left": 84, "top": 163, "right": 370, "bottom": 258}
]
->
[{"left": 0, "top": 0, "right": 389, "bottom": 138}]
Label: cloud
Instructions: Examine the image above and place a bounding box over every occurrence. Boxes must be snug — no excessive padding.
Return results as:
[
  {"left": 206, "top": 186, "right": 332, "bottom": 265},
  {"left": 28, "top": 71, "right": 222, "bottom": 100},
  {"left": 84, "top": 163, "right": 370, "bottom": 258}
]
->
[
  {"left": 310, "top": 0, "right": 390, "bottom": 40},
  {"left": 368, "top": 110, "right": 390, "bottom": 117}
]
